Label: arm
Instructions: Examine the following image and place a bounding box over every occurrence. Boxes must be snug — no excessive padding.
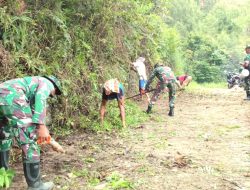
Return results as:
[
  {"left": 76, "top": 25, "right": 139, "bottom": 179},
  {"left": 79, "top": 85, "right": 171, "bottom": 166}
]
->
[
  {"left": 145, "top": 69, "right": 156, "bottom": 90},
  {"left": 32, "top": 83, "right": 51, "bottom": 125},
  {"left": 130, "top": 62, "right": 137, "bottom": 72},
  {"left": 183, "top": 76, "right": 192, "bottom": 86},
  {"left": 176, "top": 80, "right": 182, "bottom": 89},
  {"left": 174, "top": 77, "right": 182, "bottom": 89},
  {"left": 100, "top": 99, "right": 107, "bottom": 126},
  {"left": 130, "top": 63, "right": 137, "bottom": 72},
  {"left": 118, "top": 97, "right": 126, "bottom": 128},
  {"left": 176, "top": 81, "right": 182, "bottom": 89},
  {"left": 32, "top": 82, "right": 53, "bottom": 143}
]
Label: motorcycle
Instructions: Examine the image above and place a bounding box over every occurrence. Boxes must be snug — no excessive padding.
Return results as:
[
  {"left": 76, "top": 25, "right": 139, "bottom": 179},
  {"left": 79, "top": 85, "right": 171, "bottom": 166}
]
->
[{"left": 226, "top": 72, "right": 244, "bottom": 89}]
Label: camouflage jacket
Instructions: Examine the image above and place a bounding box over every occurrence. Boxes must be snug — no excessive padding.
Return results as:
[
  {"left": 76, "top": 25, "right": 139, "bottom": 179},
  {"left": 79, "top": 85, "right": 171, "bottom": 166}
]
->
[
  {"left": 0, "top": 76, "right": 55, "bottom": 124},
  {"left": 146, "top": 66, "right": 177, "bottom": 88},
  {"left": 244, "top": 54, "right": 250, "bottom": 61},
  {"left": 244, "top": 54, "right": 250, "bottom": 71}
]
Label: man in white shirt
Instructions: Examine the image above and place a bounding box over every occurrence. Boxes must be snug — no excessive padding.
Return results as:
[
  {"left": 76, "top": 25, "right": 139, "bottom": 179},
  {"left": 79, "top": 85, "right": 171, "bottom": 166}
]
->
[{"left": 131, "top": 57, "right": 150, "bottom": 102}]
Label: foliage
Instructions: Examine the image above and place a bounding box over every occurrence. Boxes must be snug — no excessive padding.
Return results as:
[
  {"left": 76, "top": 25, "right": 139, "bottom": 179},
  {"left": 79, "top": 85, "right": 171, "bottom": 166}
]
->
[
  {"left": 0, "top": 0, "right": 183, "bottom": 130},
  {"left": 193, "top": 61, "right": 223, "bottom": 83},
  {"left": 105, "top": 172, "right": 134, "bottom": 190},
  {"left": 168, "top": 0, "right": 249, "bottom": 83},
  {"left": 92, "top": 100, "right": 148, "bottom": 131},
  {"left": 0, "top": 168, "right": 15, "bottom": 188},
  {"left": 0, "top": 0, "right": 249, "bottom": 131},
  {"left": 187, "top": 81, "right": 227, "bottom": 92}
]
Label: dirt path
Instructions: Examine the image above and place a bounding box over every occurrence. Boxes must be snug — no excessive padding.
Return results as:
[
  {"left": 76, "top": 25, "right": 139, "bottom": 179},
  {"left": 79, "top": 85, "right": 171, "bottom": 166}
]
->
[{"left": 10, "top": 87, "right": 250, "bottom": 190}]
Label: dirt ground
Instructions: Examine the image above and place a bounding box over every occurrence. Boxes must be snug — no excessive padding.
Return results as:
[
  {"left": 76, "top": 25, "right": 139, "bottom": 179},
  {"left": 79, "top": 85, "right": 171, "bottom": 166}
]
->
[{"left": 9, "top": 87, "right": 250, "bottom": 190}]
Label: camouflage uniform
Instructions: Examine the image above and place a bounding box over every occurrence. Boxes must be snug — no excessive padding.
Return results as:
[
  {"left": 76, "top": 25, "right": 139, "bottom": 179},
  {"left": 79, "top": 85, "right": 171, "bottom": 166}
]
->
[
  {"left": 244, "top": 54, "right": 250, "bottom": 98},
  {"left": 145, "top": 66, "right": 177, "bottom": 112},
  {"left": 0, "top": 76, "right": 55, "bottom": 162}
]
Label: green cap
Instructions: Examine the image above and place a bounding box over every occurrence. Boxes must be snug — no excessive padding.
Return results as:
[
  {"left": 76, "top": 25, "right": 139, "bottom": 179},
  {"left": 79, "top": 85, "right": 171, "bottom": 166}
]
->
[
  {"left": 245, "top": 44, "right": 250, "bottom": 49},
  {"left": 43, "top": 75, "right": 62, "bottom": 95}
]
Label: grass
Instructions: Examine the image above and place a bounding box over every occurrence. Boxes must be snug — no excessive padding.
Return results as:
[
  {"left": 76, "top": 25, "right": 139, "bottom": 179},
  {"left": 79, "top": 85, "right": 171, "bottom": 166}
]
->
[
  {"left": 188, "top": 82, "right": 227, "bottom": 90},
  {"left": 55, "top": 167, "right": 136, "bottom": 190},
  {"left": 70, "top": 168, "right": 103, "bottom": 188},
  {"left": 134, "top": 152, "right": 147, "bottom": 160},
  {"left": 52, "top": 125, "right": 74, "bottom": 137},
  {"left": 92, "top": 100, "right": 149, "bottom": 131},
  {"left": 147, "top": 132, "right": 157, "bottom": 140},
  {"left": 52, "top": 98, "right": 151, "bottom": 137},
  {"left": 225, "top": 125, "right": 241, "bottom": 129},
  {"left": 83, "top": 157, "right": 96, "bottom": 163},
  {"left": 180, "top": 82, "right": 228, "bottom": 98},
  {"left": 137, "top": 165, "right": 149, "bottom": 173},
  {"left": 155, "top": 139, "right": 168, "bottom": 149},
  {"left": 168, "top": 130, "right": 177, "bottom": 137},
  {"left": 245, "top": 134, "right": 250, "bottom": 139},
  {"left": 91, "top": 172, "right": 135, "bottom": 190},
  {"left": 216, "top": 125, "right": 241, "bottom": 135},
  {"left": 185, "top": 82, "right": 227, "bottom": 94},
  {"left": 104, "top": 172, "right": 134, "bottom": 190},
  {"left": 72, "top": 168, "right": 89, "bottom": 178}
]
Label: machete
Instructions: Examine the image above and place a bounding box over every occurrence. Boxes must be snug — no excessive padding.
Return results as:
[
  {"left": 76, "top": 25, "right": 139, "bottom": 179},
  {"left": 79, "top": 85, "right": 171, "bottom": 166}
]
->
[{"left": 126, "top": 88, "right": 156, "bottom": 99}]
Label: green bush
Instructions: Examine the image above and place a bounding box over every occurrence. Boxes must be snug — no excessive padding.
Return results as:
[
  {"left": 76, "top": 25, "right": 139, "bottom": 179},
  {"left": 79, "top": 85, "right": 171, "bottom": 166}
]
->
[
  {"left": 193, "top": 61, "right": 222, "bottom": 83},
  {"left": 0, "top": 0, "right": 249, "bottom": 131},
  {"left": 0, "top": 1, "right": 183, "bottom": 130}
]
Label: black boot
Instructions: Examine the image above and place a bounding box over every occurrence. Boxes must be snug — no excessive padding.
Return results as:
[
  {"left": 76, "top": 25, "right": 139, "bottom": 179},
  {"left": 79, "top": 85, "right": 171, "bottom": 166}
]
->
[
  {"left": 146, "top": 105, "right": 152, "bottom": 114},
  {"left": 168, "top": 107, "right": 174, "bottom": 116},
  {"left": 245, "top": 92, "right": 250, "bottom": 100},
  {"left": 0, "top": 150, "right": 9, "bottom": 170},
  {"left": 23, "top": 162, "right": 54, "bottom": 190}
]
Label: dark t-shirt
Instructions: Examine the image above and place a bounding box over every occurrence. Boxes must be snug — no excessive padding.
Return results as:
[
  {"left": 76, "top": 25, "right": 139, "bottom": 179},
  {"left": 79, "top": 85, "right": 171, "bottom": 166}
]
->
[{"left": 102, "top": 86, "right": 124, "bottom": 101}]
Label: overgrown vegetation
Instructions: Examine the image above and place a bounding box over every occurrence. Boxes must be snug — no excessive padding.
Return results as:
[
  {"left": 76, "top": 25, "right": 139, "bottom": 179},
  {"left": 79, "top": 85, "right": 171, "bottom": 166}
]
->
[{"left": 0, "top": 0, "right": 249, "bottom": 130}]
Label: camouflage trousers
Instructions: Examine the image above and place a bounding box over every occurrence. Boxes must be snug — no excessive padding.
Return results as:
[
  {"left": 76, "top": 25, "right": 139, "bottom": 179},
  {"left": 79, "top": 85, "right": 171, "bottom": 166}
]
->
[
  {"left": 244, "top": 77, "right": 250, "bottom": 95},
  {"left": 149, "top": 81, "right": 176, "bottom": 108},
  {"left": 0, "top": 103, "right": 40, "bottom": 163}
]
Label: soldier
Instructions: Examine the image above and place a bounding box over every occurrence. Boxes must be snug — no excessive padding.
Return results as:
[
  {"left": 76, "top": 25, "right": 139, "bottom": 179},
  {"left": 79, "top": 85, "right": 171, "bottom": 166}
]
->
[
  {"left": 100, "top": 78, "right": 126, "bottom": 128},
  {"left": 243, "top": 45, "right": 250, "bottom": 100},
  {"left": 0, "top": 76, "right": 62, "bottom": 190},
  {"left": 145, "top": 64, "right": 181, "bottom": 116}
]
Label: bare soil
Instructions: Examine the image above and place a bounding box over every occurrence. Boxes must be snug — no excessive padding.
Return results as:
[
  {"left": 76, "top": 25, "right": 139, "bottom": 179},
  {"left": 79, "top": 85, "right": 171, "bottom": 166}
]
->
[{"left": 9, "top": 87, "right": 250, "bottom": 190}]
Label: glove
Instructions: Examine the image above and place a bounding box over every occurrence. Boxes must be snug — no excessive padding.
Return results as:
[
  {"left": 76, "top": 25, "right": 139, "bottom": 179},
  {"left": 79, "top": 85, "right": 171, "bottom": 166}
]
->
[
  {"left": 36, "top": 124, "right": 51, "bottom": 144},
  {"left": 37, "top": 136, "right": 51, "bottom": 144}
]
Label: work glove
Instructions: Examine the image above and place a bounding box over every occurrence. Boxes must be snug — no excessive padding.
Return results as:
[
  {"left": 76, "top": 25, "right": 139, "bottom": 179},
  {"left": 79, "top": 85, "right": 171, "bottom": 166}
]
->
[{"left": 36, "top": 124, "right": 51, "bottom": 144}]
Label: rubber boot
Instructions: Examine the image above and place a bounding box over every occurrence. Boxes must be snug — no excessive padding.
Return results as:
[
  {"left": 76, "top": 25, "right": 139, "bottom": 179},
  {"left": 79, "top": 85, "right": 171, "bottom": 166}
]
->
[
  {"left": 146, "top": 104, "right": 152, "bottom": 114},
  {"left": 245, "top": 92, "right": 250, "bottom": 100},
  {"left": 168, "top": 107, "right": 174, "bottom": 116},
  {"left": 23, "top": 162, "right": 54, "bottom": 190},
  {"left": 0, "top": 150, "right": 9, "bottom": 170}
]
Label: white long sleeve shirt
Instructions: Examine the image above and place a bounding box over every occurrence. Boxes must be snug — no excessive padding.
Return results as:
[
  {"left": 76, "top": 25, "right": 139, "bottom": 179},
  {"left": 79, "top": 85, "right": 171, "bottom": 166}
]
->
[{"left": 132, "top": 57, "right": 147, "bottom": 80}]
